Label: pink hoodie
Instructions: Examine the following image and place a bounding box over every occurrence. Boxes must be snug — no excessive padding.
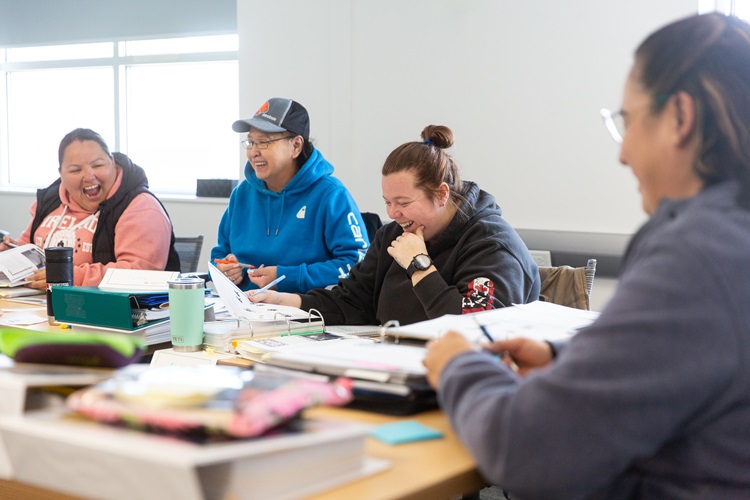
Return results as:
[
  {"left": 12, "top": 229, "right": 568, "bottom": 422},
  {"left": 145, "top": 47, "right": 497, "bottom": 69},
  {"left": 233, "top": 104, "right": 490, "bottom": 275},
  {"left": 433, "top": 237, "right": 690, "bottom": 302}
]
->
[{"left": 17, "top": 167, "right": 173, "bottom": 286}]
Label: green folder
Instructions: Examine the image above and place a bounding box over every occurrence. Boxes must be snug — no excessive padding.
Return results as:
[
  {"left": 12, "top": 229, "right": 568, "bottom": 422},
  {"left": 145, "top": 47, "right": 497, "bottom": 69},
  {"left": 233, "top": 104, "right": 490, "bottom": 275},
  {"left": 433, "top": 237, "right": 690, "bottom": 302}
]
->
[{"left": 51, "top": 286, "right": 169, "bottom": 331}]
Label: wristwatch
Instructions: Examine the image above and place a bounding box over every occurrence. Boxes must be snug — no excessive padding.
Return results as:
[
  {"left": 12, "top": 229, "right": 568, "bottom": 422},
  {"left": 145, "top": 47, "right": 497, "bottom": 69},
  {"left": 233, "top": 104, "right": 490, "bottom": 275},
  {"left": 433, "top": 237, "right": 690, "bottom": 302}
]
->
[{"left": 406, "top": 253, "right": 433, "bottom": 278}]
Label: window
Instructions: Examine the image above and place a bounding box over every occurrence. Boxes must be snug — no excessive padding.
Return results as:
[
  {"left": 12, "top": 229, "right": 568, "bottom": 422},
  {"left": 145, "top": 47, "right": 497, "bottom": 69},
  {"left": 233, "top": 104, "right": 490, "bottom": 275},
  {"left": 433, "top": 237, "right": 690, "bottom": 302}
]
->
[
  {"left": 733, "top": 0, "right": 750, "bottom": 17},
  {"left": 700, "top": 0, "right": 750, "bottom": 16},
  {"left": 0, "top": 35, "right": 239, "bottom": 196}
]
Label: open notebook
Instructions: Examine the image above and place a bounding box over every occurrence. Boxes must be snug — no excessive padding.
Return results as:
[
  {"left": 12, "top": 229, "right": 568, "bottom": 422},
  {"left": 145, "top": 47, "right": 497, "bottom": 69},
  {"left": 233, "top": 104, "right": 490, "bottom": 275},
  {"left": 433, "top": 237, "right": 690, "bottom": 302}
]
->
[{"left": 206, "top": 263, "right": 324, "bottom": 346}]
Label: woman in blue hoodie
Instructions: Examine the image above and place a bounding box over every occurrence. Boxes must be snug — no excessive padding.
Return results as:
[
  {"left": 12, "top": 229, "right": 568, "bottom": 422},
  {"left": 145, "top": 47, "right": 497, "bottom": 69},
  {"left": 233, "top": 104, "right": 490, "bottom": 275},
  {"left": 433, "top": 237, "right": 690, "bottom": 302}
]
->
[{"left": 211, "top": 98, "right": 369, "bottom": 293}]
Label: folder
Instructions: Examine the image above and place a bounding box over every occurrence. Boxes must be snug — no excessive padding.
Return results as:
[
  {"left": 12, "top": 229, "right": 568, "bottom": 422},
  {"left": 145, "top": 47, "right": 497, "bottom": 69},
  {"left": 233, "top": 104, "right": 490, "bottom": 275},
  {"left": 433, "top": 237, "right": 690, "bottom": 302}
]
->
[{"left": 51, "top": 286, "right": 170, "bottom": 332}]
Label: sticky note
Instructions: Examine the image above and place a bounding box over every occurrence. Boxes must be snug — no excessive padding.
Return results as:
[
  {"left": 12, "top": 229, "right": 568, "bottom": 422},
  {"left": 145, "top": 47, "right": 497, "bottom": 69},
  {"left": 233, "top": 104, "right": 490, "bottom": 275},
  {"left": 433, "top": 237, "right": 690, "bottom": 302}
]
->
[{"left": 369, "top": 420, "right": 444, "bottom": 445}]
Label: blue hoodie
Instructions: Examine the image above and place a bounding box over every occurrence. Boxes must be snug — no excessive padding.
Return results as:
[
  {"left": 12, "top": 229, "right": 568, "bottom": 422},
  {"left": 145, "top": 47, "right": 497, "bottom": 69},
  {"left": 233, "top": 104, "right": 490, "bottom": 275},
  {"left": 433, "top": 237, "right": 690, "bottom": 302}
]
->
[{"left": 212, "top": 148, "right": 369, "bottom": 293}]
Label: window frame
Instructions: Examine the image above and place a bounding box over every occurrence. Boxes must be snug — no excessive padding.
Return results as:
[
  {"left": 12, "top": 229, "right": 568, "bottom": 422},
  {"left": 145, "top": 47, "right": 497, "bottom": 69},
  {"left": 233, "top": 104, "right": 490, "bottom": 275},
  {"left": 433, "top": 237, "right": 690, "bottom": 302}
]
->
[{"left": 0, "top": 35, "right": 239, "bottom": 196}]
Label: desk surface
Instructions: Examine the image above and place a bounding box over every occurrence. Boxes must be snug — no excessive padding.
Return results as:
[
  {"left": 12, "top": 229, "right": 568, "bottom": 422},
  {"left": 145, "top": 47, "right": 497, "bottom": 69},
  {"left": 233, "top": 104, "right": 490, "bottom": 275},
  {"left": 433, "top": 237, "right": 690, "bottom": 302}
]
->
[
  {"left": 0, "top": 296, "right": 51, "bottom": 331},
  {"left": 0, "top": 407, "right": 485, "bottom": 500},
  {"left": 0, "top": 299, "right": 486, "bottom": 499},
  {"left": 308, "top": 406, "right": 484, "bottom": 499}
]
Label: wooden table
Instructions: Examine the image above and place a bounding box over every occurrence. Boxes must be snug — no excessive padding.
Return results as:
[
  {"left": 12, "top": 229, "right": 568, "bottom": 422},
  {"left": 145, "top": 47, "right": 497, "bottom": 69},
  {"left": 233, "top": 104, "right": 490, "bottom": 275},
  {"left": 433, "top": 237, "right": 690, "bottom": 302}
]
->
[
  {"left": 0, "top": 299, "right": 486, "bottom": 499},
  {"left": 0, "top": 407, "right": 484, "bottom": 500},
  {"left": 308, "top": 407, "right": 485, "bottom": 499}
]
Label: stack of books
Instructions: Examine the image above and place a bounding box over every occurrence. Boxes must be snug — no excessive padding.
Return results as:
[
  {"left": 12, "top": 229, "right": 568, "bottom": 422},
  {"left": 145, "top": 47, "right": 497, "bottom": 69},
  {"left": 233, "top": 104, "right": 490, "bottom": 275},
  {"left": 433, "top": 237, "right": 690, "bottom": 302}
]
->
[
  {"left": 0, "top": 364, "right": 388, "bottom": 499},
  {"left": 51, "top": 286, "right": 174, "bottom": 344},
  {"left": 249, "top": 340, "right": 438, "bottom": 415},
  {"left": 203, "top": 317, "right": 326, "bottom": 353}
]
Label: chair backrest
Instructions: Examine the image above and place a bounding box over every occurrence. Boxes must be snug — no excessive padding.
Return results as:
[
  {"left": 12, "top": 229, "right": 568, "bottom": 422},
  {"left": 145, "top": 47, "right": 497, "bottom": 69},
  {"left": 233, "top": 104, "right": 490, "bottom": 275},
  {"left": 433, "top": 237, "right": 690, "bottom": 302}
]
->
[
  {"left": 538, "top": 259, "right": 597, "bottom": 311},
  {"left": 173, "top": 234, "right": 204, "bottom": 273},
  {"left": 361, "top": 212, "right": 383, "bottom": 243}
]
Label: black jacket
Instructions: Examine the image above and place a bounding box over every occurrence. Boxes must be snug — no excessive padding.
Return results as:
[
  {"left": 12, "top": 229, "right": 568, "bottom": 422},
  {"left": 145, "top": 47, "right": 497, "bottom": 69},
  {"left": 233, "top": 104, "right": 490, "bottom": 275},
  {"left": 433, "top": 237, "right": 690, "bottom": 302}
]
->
[{"left": 300, "top": 181, "right": 540, "bottom": 326}]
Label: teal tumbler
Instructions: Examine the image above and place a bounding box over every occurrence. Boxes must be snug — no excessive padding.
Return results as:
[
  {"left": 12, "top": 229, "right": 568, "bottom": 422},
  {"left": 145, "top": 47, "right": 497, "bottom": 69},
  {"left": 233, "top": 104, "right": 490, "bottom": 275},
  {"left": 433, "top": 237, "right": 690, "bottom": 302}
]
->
[{"left": 167, "top": 277, "right": 205, "bottom": 352}]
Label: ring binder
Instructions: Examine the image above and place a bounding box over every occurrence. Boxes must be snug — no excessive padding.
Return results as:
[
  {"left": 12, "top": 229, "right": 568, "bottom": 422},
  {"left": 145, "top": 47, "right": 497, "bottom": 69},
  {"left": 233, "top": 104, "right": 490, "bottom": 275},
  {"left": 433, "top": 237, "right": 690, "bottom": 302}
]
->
[
  {"left": 269, "top": 312, "right": 292, "bottom": 336},
  {"left": 308, "top": 309, "right": 325, "bottom": 328},
  {"left": 380, "top": 320, "right": 400, "bottom": 343}
]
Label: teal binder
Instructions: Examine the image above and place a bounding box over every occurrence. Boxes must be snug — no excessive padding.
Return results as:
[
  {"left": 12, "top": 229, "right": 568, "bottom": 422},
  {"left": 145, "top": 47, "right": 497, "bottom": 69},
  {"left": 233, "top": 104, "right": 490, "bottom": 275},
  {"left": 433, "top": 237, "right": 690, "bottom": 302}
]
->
[{"left": 51, "top": 286, "right": 169, "bottom": 331}]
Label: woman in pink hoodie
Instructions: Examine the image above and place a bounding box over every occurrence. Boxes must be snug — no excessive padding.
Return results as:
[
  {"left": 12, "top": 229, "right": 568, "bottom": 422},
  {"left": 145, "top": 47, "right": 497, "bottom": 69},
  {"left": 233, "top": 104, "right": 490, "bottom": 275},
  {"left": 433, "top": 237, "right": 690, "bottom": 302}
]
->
[{"left": 1, "top": 128, "right": 180, "bottom": 287}]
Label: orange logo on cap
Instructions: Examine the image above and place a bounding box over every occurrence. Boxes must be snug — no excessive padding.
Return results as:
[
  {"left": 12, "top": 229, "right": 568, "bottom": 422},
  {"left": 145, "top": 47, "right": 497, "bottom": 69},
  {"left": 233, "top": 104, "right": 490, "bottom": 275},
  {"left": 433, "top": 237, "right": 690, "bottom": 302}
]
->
[{"left": 255, "top": 101, "right": 270, "bottom": 116}]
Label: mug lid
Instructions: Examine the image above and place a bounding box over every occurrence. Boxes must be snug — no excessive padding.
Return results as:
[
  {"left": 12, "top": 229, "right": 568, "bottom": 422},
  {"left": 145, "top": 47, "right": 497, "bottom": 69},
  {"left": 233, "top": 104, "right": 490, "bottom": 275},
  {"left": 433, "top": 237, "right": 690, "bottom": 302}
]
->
[{"left": 167, "top": 277, "right": 205, "bottom": 289}]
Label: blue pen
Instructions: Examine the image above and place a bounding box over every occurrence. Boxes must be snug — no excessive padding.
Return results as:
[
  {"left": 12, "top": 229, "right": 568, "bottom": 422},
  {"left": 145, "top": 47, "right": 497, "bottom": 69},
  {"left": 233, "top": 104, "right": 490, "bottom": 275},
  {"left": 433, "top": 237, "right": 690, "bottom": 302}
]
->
[
  {"left": 474, "top": 317, "right": 517, "bottom": 370},
  {"left": 474, "top": 316, "right": 494, "bottom": 342},
  {"left": 251, "top": 275, "right": 286, "bottom": 296}
]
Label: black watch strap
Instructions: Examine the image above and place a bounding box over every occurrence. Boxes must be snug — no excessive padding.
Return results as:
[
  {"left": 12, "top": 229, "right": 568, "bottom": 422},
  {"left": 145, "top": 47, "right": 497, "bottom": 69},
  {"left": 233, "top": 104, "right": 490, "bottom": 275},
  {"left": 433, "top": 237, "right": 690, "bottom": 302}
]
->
[
  {"left": 406, "top": 253, "right": 432, "bottom": 279},
  {"left": 406, "top": 262, "right": 418, "bottom": 279}
]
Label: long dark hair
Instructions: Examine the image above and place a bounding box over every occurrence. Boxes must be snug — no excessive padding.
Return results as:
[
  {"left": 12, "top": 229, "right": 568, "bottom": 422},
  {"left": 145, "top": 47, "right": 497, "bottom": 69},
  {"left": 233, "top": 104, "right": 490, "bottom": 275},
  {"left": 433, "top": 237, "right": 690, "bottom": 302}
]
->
[{"left": 635, "top": 13, "right": 750, "bottom": 210}]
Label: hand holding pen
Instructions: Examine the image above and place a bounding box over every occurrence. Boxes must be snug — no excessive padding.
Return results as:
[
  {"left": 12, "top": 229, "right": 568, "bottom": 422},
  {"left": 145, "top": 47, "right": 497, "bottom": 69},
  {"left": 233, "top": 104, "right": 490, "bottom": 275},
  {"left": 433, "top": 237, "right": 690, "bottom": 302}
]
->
[
  {"left": 214, "top": 255, "right": 255, "bottom": 285},
  {"left": 473, "top": 317, "right": 519, "bottom": 373},
  {"left": 251, "top": 274, "right": 286, "bottom": 296},
  {"left": 213, "top": 258, "right": 255, "bottom": 269},
  {"left": 480, "top": 335, "right": 557, "bottom": 376}
]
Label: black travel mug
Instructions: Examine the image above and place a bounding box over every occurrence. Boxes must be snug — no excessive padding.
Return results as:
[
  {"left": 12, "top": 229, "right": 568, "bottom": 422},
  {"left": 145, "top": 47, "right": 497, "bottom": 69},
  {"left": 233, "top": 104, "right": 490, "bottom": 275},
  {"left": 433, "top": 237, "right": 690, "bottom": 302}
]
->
[{"left": 45, "top": 247, "right": 74, "bottom": 325}]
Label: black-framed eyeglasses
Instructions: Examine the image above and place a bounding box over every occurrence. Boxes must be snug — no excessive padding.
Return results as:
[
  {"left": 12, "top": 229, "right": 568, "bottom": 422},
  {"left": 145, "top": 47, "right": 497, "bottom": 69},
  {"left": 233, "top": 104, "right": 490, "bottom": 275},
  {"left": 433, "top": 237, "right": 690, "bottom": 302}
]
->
[
  {"left": 241, "top": 135, "right": 295, "bottom": 150},
  {"left": 600, "top": 108, "right": 625, "bottom": 144}
]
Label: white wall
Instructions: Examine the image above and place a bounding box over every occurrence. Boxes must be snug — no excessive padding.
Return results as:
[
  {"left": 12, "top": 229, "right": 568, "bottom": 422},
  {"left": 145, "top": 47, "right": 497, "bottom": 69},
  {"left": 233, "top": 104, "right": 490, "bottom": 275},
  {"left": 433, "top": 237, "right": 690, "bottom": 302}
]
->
[
  {"left": 238, "top": 0, "right": 696, "bottom": 240},
  {"left": 0, "top": 0, "right": 698, "bottom": 272}
]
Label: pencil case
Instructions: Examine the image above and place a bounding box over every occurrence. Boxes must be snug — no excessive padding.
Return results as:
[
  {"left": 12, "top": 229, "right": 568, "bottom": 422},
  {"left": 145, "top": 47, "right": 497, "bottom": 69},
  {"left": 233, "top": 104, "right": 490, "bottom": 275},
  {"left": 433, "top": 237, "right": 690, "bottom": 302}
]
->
[{"left": 0, "top": 328, "right": 145, "bottom": 368}]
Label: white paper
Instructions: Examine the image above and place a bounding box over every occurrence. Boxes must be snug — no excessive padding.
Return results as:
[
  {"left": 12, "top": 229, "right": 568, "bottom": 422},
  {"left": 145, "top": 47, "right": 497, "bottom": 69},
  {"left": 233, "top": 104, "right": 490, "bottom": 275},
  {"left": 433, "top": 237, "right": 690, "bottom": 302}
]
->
[
  {"left": 388, "top": 300, "right": 600, "bottom": 343},
  {"left": 236, "top": 335, "right": 373, "bottom": 363},
  {"left": 0, "top": 286, "right": 44, "bottom": 298},
  {"left": 97, "top": 268, "right": 180, "bottom": 292},
  {"left": 268, "top": 342, "right": 428, "bottom": 377},
  {"left": 0, "top": 244, "right": 45, "bottom": 286},
  {"left": 0, "top": 312, "right": 48, "bottom": 326},
  {"left": 207, "top": 263, "right": 313, "bottom": 322}
]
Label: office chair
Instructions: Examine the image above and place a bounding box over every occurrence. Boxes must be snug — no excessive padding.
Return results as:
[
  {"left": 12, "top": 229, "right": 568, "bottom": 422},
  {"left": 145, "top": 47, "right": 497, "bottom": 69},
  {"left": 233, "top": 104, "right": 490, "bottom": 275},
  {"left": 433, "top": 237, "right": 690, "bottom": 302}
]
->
[
  {"left": 360, "top": 212, "right": 383, "bottom": 243},
  {"left": 173, "top": 234, "right": 204, "bottom": 273},
  {"left": 538, "top": 259, "right": 597, "bottom": 311}
]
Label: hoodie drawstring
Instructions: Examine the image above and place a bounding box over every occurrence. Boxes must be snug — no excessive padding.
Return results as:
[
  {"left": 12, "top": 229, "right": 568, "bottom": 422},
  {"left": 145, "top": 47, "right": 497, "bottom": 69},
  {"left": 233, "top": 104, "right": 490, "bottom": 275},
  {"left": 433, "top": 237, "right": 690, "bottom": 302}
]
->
[
  {"left": 265, "top": 196, "right": 271, "bottom": 236},
  {"left": 43, "top": 205, "right": 68, "bottom": 248},
  {"left": 276, "top": 192, "right": 286, "bottom": 236},
  {"left": 264, "top": 191, "right": 286, "bottom": 236}
]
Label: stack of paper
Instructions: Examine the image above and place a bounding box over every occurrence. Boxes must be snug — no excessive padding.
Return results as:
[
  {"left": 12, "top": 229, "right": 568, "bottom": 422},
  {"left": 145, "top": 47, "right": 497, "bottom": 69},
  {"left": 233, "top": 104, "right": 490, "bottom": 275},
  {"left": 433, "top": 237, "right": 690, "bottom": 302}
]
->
[
  {"left": 204, "top": 264, "right": 324, "bottom": 349},
  {"left": 97, "top": 268, "right": 180, "bottom": 293},
  {"left": 235, "top": 333, "right": 374, "bottom": 363},
  {"left": 0, "top": 286, "right": 44, "bottom": 299},
  {"left": 203, "top": 319, "right": 325, "bottom": 353},
  {"left": 386, "top": 300, "right": 600, "bottom": 344},
  {"left": 254, "top": 341, "right": 437, "bottom": 415}
]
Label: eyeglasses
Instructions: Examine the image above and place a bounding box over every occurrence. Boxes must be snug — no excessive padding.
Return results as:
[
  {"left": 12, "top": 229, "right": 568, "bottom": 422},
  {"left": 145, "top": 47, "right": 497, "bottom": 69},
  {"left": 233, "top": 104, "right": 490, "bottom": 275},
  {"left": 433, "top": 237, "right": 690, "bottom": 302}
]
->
[
  {"left": 600, "top": 108, "right": 625, "bottom": 144},
  {"left": 241, "top": 135, "right": 295, "bottom": 150}
]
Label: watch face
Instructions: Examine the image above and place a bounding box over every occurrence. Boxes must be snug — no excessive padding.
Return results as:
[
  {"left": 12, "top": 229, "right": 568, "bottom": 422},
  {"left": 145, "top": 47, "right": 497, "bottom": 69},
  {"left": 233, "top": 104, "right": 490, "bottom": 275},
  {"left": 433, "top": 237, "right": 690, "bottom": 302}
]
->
[{"left": 414, "top": 254, "right": 432, "bottom": 270}]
